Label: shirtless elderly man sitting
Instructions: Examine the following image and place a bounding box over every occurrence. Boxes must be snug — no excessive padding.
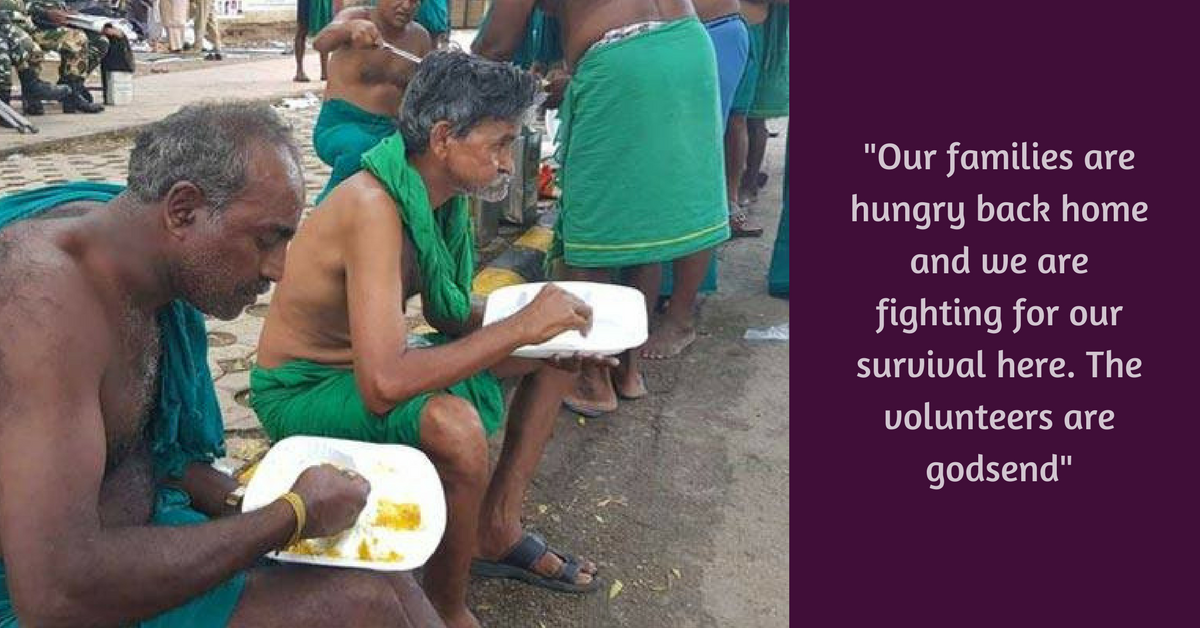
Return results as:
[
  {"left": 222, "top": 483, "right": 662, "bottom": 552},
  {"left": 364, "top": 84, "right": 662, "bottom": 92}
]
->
[
  {"left": 0, "top": 102, "right": 441, "bottom": 627},
  {"left": 251, "top": 51, "right": 612, "bottom": 628}
]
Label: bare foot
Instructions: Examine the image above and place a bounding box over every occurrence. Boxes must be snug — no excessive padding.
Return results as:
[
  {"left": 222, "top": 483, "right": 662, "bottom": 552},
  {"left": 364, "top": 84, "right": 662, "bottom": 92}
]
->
[
  {"left": 293, "top": 72, "right": 310, "bottom": 82},
  {"left": 612, "top": 365, "right": 647, "bottom": 399},
  {"left": 641, "top": 318, "right": 696, "bottom": 359},
  {"left": 563, "top": 364, "right": 618, "bottom": 417}
]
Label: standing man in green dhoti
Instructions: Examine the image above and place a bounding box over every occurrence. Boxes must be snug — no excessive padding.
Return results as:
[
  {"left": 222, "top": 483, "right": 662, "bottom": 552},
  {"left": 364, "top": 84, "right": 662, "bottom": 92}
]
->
[
  {"left": 294, "top": 0, "right": 333, "bottom": 81},
  {"left": 310, "top": 0, "right": 432, "bottom": 204},
  {"left": 253, "top": 52, "right": 610, "bottom": 628},
  {"left": 475, "top": 0, "right": 730, "bottom": 415},
  {"left": 0, "top": 102, "right": 441, "bottom": 627}
]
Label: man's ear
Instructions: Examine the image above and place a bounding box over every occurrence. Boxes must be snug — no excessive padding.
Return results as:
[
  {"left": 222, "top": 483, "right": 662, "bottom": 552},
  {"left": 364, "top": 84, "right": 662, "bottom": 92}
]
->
[
  {"left": 162, "top": 181, "right": 208, "bottom": 239},
  {"left": 429, "top": 121, "right": 454, "bottom": 159}
]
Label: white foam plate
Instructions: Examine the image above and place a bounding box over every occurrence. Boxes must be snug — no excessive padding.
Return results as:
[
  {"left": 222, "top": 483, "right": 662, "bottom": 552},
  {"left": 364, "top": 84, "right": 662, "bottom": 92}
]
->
[
  {"left": 482, "top": 281, "right": 648, "bottom": 359},
  {"left": 242, "top": 436, "right": 446, "bottom": 572}
]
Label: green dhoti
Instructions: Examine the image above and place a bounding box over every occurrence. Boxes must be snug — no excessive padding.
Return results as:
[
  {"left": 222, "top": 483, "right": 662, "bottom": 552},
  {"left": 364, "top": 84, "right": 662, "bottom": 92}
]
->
[
  {"left": 553, "top": 17, "right": 729, "bottom": 269},
  {"left": 305, "top": 0, "right": 333, "bottom": 37},
  {"left": 312, "top": 98, "right": 396, "bottom": 204},
  {"left": 251, "top": 134, "right": 505, "bottom": 448},
  {"left": 748, "top": 5, "right": 789, "bottom": 119},
  {"left": 251, "top": 339, "right": 504, "bottom": 447}
]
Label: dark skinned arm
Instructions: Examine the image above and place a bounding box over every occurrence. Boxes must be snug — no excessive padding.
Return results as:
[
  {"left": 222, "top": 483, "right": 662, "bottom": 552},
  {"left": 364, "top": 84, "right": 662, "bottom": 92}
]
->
[
  {"left": 471, "top": 0, "right": 539, "bottom": 61},
  {"left": 340, "top": 181, "right": 591, "bottom": 415},
  {"left": 0, "top": 273, "right": 299, "bottom": 628},
  {"left": 313, "top": 7, "right": 376, "bottom": 53}
]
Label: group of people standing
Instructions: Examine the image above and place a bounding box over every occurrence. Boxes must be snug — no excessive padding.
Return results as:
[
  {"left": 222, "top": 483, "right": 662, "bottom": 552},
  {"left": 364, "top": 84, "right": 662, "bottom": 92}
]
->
[{"left": 0, "top": 1, "right": 787, "bottom": 627}]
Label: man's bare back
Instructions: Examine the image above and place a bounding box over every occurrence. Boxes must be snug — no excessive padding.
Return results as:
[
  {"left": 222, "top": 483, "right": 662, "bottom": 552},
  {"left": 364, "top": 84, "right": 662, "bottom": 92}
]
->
[
  {"left": 318, "top": 3, "right": 434, "bottom": 117},
  {"left": 256, "top": 174, "right": 418, "bottom": 370}
]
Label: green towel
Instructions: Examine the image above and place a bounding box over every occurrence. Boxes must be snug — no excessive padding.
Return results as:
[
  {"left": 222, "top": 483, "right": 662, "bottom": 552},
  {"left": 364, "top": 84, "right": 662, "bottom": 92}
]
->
[
  {"left": 312, "top": 98, "right": 397, "bottom": 205},
  {"left": 473, "top": 3, "right": 563, "bottom": 69},
  {"left": 361, "top": 133, "right": 475, "bottom": 323},
  {"left": 415, "top": 0, "right": 449, "bottom": 35},
  {"left": 0, "top": 182, "right": 225, "bottom": 481},
  {"left": 549, "top": 17, "right": 729, "bottom": 269}
]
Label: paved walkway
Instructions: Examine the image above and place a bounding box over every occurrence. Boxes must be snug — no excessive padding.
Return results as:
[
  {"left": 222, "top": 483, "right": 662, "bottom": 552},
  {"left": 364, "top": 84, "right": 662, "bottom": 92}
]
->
[{"left": 1, "top": 54, "right": 323, "bottom": 156}]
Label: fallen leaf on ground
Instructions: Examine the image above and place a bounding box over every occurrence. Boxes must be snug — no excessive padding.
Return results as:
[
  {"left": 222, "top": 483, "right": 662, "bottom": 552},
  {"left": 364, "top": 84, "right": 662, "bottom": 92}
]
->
[
  {"left": 671, "top": 568, "right": 682, "bottom": 579},
  {"left": 537, "top": 504, "right": 549, "bottom": 515},
  {"left": 594, "top": 514, "right": 605, "bottom": 523},
  {"left": 609, "top": 579, "right": 624, "bottom": 600}
]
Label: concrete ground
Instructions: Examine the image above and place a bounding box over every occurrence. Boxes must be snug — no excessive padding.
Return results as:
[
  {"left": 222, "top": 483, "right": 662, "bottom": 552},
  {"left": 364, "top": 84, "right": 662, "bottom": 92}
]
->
[{"left": 0, "top": 65, "right": 791, "bottom": 625}]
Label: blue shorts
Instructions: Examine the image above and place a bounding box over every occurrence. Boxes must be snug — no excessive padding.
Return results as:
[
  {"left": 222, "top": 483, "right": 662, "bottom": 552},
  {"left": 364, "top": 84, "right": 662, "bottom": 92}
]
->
[{"left": 704, "top": 14, "right": 750, "bottom": 126}]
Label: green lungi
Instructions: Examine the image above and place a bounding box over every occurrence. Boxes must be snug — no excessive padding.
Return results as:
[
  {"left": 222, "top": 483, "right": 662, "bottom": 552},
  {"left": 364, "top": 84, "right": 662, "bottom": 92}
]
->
[
  {"left": 251, "top": 346, "right": 504, "bottom": 447},
  {"left": 749, "top": 5, "right": 789, "bottom": 119},
  {"left": 312, "top": 98, "right": 396, "bottom": 205},
  {"left": 306, "top": 0, "right": 333, "bottom": 37},
  {"left": 0, "top": 184, "right": 242, "bottom": 626},
  {"left": 553, "top": 17, "right": 729, "bottom": 269},
  {"left": 415, "top": 0, "right": 449, "bottom": 35},
  {"left": 767, "top": 147, "right": 789, "bottom": 297}
]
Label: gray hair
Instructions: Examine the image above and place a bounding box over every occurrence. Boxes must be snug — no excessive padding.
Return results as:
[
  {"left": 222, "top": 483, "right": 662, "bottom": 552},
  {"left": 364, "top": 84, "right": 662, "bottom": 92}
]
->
[
  {"left": 399, "top": 50, "right": 541, "bottom": 154},
  {"left": 125, "top": 101, "right": 301, "bottom": 212}
]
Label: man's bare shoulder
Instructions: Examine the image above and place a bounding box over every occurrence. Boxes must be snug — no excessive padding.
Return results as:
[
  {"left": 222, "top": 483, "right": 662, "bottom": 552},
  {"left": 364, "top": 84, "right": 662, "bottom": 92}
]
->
[
  {"left": 0, "top": 234, "right": 112, "bottom": 405},
  {"left": 321, "top": 171, "right": 405, "bottom": 230},
  {"left": 402, "top": 20, "right": 433, "bottom": 49}
]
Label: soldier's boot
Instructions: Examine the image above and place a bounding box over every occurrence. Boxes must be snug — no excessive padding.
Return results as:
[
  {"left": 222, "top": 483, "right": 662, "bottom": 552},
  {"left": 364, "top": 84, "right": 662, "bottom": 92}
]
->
[
  {"left": 1, "top": 86, "right": 13, "bottom": 128},
  {"left": 18, "top": 69, "right": 70, "bottom": 116},
  {"left": 61, "top": 78, "right": 104, "bottom": 114}
]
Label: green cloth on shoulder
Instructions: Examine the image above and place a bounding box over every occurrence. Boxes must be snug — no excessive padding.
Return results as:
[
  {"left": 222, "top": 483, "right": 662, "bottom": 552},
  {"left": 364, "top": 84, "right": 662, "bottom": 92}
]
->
[
  {"left": 362, "top": 133, "right": 475, "bottom": 323},
  {"left": 251, "top": 134, "right": 504, "bottom": 445},
  {"left": 415, "top": 0, "right": 449, "bottom": 35},
  {"left": 550, "top": 17, "right": 729, "bottom": 269},
  {"left": 313, "top": 98, "right": 397, "bottom": 205},
  {"left": 307, "top": 0, "right": 333, "bottom": 36},
  {"left": 749, "top": 5, "right": 789, "bottom": 119},
  {"left": 0, "top": 182, "right": 225, "bottom": 481},
  {"left": 0, "top": 488, "right": 246, "bottom": 627},
  {"left": 251, "top": 339, "right": 505, "bottom": 447},
  {"left": 473, "top": 3, "right": 563, "bottom": 70}
]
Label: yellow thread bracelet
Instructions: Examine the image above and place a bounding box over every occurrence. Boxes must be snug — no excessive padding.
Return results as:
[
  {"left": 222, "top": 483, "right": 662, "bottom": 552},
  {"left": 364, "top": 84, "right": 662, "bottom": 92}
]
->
[{"left": 280, "top": 492, "right": 306, "bottom": 550}]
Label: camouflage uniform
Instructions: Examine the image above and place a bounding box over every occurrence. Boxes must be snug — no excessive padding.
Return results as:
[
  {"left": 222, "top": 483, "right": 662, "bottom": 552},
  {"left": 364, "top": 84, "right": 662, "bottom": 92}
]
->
[
  {"left": 0, "top": 0, "right": 45, "bottom": 90},
  {"left": 28, "top": 0, "right": 108, "bottom": 82}
]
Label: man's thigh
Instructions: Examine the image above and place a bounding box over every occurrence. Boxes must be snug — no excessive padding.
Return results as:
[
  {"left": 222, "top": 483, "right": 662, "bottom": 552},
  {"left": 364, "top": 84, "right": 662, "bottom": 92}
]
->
[{"left": 227, "top": 563, "right": 433, "bottom": 628}]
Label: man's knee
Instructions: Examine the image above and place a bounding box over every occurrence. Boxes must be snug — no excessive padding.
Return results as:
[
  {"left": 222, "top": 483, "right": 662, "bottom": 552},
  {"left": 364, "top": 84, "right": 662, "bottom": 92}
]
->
[
  {"left": 331, "top": 571, "right": 405, "bottom": 621},
  {"left": 420, "top": 394, "right": 488, "bottom": 478}
]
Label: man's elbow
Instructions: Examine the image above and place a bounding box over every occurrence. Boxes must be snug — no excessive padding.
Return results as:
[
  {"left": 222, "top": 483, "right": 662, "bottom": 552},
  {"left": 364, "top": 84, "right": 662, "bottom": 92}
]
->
[{"left": 359, "top": 373, "right": 400, "bottom": 417}]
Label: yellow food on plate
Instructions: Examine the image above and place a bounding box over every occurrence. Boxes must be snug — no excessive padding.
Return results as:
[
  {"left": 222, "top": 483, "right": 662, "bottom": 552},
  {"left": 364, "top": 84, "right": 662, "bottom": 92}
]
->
[{"left": 373, "top": 501, "right": 421, "bottom": 530}]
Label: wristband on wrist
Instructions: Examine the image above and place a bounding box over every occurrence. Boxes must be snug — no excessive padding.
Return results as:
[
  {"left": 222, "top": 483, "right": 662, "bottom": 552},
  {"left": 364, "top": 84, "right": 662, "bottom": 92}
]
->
[{"left": 279, "top": 491, "right": 306, "bottom": 550}]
